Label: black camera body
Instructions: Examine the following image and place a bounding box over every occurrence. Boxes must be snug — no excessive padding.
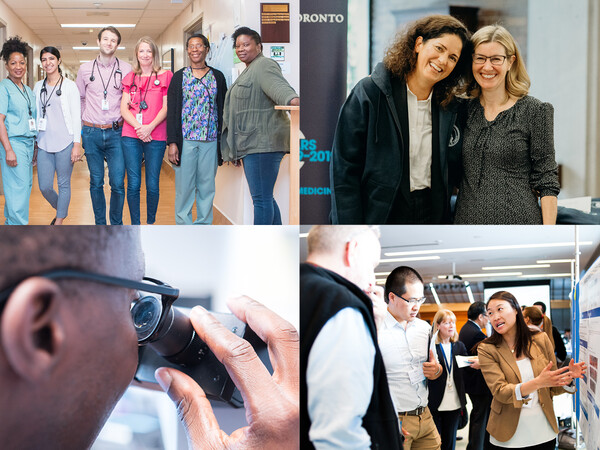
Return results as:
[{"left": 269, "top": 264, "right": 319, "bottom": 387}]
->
[{"left": 134, "top": 308, "right": 272, "bottom": 408}]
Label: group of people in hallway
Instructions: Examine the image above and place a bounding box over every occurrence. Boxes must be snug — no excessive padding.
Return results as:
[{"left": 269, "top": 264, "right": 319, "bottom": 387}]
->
[
  {"left": 301, "top": 225, "right": 586, "bottom": 450},
  {"left": 330, "top": 14, "right": 559, "bottom": 225},
  {"left": 0, "top": 25, "right": 299, "bottom": 225}
]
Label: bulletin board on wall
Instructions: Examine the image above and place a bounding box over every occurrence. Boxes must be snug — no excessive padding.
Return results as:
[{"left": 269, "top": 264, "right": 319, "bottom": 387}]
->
[{"left": 576, "top": 255, "right": 600, "bottom": 449}]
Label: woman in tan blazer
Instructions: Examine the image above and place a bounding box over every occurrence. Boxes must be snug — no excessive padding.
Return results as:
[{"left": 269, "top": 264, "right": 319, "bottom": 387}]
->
[{"left": 478, "top": 291, "right": 586, "bottom": 449}]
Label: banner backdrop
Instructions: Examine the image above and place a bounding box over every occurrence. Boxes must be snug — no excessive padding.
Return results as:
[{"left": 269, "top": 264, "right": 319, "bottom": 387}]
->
[{"left": 299, "top": 1, "right": 348, "bottom": 224}]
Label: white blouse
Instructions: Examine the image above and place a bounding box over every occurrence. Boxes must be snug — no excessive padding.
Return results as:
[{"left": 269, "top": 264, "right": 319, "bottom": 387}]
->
[{"left": 490, "top": 357, "right": 557, "bottom": 447}]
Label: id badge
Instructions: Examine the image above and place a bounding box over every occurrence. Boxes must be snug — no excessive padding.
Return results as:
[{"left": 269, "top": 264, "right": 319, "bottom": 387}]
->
[
  {"left": 408, "top": 366, "right": 426, "bottom": 385},
  {"left": 136, "top": 113, "right": 143, "bottom": 124},
  {"left": 102, "top": 98, "right": 110, "bottom": 111},
  {"left": 28, "top": 118, "right": 36, "bottom": 131},
  {"left": 38, "top": 117, "right": 47, "bottom": 131}
]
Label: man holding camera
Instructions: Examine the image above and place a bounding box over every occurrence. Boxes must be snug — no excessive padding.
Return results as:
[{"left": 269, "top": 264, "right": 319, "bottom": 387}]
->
[
  {"left": 76, "top": 26, "right": 131, "bottom": 225},
  {"left": 0, "top": 227, "right": 298, "bottom": 448}
]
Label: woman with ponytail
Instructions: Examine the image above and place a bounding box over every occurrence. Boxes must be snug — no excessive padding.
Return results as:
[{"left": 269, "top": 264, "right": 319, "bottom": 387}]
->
[{"left": 33, "top": 46, "right": 82, "bottom": 224}]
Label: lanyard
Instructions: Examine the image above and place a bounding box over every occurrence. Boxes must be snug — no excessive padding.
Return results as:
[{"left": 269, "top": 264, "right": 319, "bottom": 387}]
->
[
  {"left": 439, "top": 343, "right": 453, "bottom": 375},
  {"left": 40, "top": 76, "right": 62, "bottom": 118},
  {"left": 97, "top": 59, "right": 118, "bottom": 99},
  {"left": 10, "top": 78, "right": 32, "bottom": 117}
]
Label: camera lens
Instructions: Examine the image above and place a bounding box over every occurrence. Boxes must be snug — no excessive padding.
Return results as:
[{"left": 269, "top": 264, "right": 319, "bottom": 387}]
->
[{"left": 131, "top": 295, "right": 163, "bottom": 342}]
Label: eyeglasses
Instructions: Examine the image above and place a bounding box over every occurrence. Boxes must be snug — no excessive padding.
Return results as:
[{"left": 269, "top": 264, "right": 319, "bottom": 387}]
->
[
  {"left": 473, "top": 54, "right": 508, "bottom": 66},
  {"left": 391, "top": 291, "right": 426, "bottom": 306},
  {"left": 0, "top": 269, "right": 180, "bottom": 345},
  {"left": 187, "top": 44, "right": 206, "bottom": 50}
]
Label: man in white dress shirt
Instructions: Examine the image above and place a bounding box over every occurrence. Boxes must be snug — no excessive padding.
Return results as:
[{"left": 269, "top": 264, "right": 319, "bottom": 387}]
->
[{"left": 379, "top": 266, "right": 443, "bottom": 449}]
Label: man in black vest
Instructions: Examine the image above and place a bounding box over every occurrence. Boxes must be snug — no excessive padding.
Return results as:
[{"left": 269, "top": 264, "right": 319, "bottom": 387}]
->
[
  {"left": 458, "top": 301, "right": 491, "bottom": 450},
  {"left": 300, "top": 225, "right": 402, "bottom": 449}
]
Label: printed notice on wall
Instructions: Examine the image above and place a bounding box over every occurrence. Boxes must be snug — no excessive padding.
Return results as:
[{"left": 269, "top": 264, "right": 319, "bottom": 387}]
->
[{"left": 261, "top": 3, "right": 290, "bottom": 43}]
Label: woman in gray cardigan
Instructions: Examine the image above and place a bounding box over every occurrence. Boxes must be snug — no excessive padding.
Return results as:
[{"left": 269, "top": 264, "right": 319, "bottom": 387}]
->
[{"left": 221, "top": 27, "right": 299, "bottom": 225}]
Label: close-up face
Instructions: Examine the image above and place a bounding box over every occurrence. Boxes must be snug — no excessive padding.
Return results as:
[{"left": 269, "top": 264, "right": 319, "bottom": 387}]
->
[
  {"left": 235, "top": 34, "right": 262, "bottom": 65},
  {"left": 187, "top": 37, "right": 208, "bottom": 65},
  {"left": 41, "top": 52, "right": 59, "bottom": 76},
  {"left": 413, "top": 33, "right": 463, "bottom": 87},
  {"left": 349, "top": 232, "right": 381, "bottom": 290},
  {"left": 6, "top": 52, "right": 26, "bottom": 81},
  {"left": 486, "top": 299, "right": 518, "bottom": 335},
  {"left": 388, "top": 281, "right": 424, "bottom": 322},
  {"left": 97, "top": 30, "right": 119, "bottom": 57},
  {"left": 437, "top": 317, "right": 456, "bottom": 339},
  {"left": 137, "top": 42, "right": 153, "bottom": 67},
  {"left": 56, "top": 241, "right": 144, "bottom": 446},
  {"left": 472, "top": 41, "right": 515, "bottom": 93}
]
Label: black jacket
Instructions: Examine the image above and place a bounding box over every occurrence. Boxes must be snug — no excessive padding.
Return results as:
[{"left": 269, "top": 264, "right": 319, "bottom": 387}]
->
[
  {"left": 300, "top": 263, "right": 402, "bottom": 450},
  {"left": 330, "top": 63, "right": 463, "bottom": 224},
  {"left": 458, "top": 320, "right": 492, "bottom": 397},
  {"left": 428, "top": 341, "right": 468, "bottom": 412},
  {"left": 166, "top": 66, "right": 227, "bottom": 165}
]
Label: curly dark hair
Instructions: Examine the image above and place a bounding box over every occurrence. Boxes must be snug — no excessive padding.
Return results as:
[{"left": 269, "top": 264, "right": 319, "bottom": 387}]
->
[
  {"left": 1, "top": 36, "right": 28, "bottom": 64},
  {"left": 383, "top": 15, "right": 471, "bottom": 107},
  {"left": 232, "top": 26, "right": 262, "bottom": 51}
]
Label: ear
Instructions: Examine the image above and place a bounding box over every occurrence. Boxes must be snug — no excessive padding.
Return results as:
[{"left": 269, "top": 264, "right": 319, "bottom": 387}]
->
[
  {"left": 507, "top": 54, "right": 516, "bottom": 70},
  {"left": 414, "top": 36, "right": 424, "bottom": 54},
  {"left": 343, "top": 239, "right": 359, "bottom": 267},
  {"left": 1, "top": 277, "right": 66, "bottom": 382}
]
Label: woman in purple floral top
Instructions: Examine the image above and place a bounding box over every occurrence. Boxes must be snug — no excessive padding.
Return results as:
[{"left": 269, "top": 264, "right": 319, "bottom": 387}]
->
[{"left": 166, "top": 33, "right": 227, "bottom": 224}]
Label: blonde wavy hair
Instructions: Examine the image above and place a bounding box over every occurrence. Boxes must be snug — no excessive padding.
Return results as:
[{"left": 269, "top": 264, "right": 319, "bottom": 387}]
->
[
  {"left": 132, "top": 36, "right": 162, "bottom": 75},
  {"left": 433, "top": 309, "right": 459, "bottom": 343},
  {"left": 467, "top": 25, "right": 530, "bottom": 98}
]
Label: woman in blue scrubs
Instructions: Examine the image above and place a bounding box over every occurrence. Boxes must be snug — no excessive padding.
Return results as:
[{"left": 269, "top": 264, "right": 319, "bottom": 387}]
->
[{"left": 0, "top": 36, "right": 37, "bottom": 225}]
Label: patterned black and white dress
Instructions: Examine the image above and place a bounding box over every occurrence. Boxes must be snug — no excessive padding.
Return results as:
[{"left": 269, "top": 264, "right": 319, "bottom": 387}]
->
[{"left": 454, "top": 95, "right": 560, "bottom": 224}]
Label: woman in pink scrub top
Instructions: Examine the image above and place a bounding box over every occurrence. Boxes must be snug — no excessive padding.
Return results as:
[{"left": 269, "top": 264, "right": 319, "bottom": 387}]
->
[{"left": 120, "top": 36, "right": 172, "bottom": 224}]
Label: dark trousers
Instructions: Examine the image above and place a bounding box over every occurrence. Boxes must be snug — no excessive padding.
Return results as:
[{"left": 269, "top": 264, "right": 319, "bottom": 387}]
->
[
  {"left": 408, "top": 188, "right": 433, "bottom": 224},
  {"left": 467, "top": 393, "right": 492, "bottom": 450},
  {"left": 431, "top": 408, "right": 460, "bottom": 450},
  {"left": 488, "top": 438, "right": 555, "bottom": 450}
]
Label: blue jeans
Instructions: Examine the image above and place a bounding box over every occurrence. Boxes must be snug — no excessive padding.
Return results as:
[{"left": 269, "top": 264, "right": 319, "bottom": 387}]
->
[
  {"left": 82, "top": 125, "right": 125, "bottom": 225},
  {"left": 122, "top": 137, "right": 166, "bottom": 225},
  {"left": 242, "top": 152, "right": 284, "bottom": 225},
  {"left": 173, "top": 140, "right": 218, "bottom": 225},
  {"left": 37, "top": 143, "right": 74, "bottom": 219}
]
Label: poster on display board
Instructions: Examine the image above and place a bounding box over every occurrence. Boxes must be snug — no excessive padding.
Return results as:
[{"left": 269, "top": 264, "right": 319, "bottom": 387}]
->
[{"left": 577, "top": 255, "right": 600, "bottom": 450}]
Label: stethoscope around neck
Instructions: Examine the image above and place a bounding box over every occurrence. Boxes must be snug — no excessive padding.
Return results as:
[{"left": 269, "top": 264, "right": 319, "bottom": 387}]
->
[
  {"left": 129, "top": 71, "right": 160, "bottom": 111},
  {"left": 40, "top": 74, "right": 65, "bottom": 117},
  {"left": 89, "top": 57, "right": 123, "bottom": 90}
]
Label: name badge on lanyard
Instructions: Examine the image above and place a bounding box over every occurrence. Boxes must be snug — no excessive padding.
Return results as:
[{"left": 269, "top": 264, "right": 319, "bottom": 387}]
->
[
  {"left": 441, "top": 345, "right": 454, "bottom": 391},
  {"left": 28, "top": 118, "right": 36, "bottom": 131},
  {"left": 38, "top": 117, "right": 47, "bottom": 131},
  {"left": 102, "top": 98, "right": 110, "bottom": 111},
  {"left": 136, "top": 113, "right": 143, "bottom": 124}
]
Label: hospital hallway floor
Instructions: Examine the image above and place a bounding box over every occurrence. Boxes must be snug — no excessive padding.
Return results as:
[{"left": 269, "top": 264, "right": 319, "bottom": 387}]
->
[{"left": 0, "top": 159, "right": 231, "bottom": 225}]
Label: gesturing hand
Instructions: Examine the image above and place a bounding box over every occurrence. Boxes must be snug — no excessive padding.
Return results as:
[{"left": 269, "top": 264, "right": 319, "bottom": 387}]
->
[
  {"left": 155, "top": 296, "right": 299, "bottom": 450},
  {"left": 423, "top": 349, "right": 442, "bottom": 380},
  {"left": 536, "top": 362, "right": 571, "bottom": 388},
  {"left": 567, "top": 359, "right": 587, "bottom": 379}
]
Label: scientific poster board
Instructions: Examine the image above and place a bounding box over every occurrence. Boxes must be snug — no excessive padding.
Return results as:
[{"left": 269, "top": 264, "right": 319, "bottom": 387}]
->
[{"left": 577, "top": 255, "right": 600, "bottom": 450}]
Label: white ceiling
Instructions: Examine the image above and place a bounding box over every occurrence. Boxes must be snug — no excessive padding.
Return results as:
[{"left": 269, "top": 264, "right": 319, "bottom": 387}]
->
[
  {"left": 4, "top": 0, "right": 192, "bottom": 70},
  {"left": 300, "top": 225, "right": 600, "bottom": 285}
]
